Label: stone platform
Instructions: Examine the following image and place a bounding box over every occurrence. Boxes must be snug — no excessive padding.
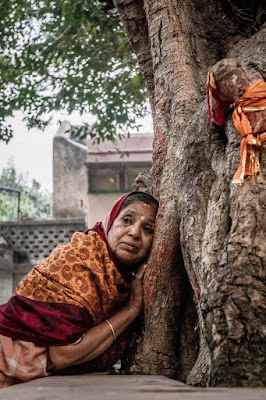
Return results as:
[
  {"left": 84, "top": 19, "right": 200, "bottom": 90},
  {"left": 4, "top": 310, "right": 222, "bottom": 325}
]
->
[{"left": 0, "top": 374, "right": 265, "bottom": 400}]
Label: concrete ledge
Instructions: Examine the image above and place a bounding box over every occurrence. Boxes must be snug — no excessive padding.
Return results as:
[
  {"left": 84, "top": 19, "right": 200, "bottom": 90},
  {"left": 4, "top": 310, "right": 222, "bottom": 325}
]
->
[
  {"left": 0, "top": 218, "right": 85, "bottom": 226},
  {"left": 0, "top": 374, "right": 265, "bottom": 400}
]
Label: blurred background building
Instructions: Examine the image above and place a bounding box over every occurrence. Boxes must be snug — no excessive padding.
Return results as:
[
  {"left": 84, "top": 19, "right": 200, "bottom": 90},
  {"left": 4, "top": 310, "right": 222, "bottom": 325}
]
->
[
  {"left": 53, "top": 120, "right": 153, "bottom": 226},
  {"left": 0, "top": 122, "right": 153, "bottom": 302}
]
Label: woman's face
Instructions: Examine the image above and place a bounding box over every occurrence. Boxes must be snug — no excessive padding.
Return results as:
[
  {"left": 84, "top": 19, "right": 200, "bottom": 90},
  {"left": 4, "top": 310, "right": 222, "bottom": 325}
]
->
[{"left": 107, "top": 201, "right": 157, "bottom": 266}]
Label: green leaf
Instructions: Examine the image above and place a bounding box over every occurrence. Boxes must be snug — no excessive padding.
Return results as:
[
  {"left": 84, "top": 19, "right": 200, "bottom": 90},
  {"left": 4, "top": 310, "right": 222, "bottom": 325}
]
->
[
  {"left": 0, "top": 0, "right": 149, "bottom": 143},
  {"left": 0, "top": 161, "right": 52, "bottom": 221}
]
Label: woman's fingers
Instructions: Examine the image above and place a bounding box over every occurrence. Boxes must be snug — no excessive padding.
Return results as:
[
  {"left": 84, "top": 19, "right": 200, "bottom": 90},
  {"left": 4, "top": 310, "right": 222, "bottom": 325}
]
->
[
  {"left": 127, "top": 264, "right": 147, "bottom": 315},
  {"left": 136, "top": 263, "right": 147, "bottom": 279}
]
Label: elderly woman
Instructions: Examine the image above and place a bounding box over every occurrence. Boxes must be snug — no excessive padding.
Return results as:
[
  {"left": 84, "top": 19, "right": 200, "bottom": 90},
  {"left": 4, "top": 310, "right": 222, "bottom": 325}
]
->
[{"left": 0, "top": 191, "right": 158, "bottom": 388}]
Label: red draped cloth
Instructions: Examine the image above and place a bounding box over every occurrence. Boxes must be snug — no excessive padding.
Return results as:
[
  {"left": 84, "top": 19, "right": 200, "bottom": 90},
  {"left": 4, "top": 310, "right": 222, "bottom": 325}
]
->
[{"left": 0, "top": 231, "right": 130, "bottom": 387}]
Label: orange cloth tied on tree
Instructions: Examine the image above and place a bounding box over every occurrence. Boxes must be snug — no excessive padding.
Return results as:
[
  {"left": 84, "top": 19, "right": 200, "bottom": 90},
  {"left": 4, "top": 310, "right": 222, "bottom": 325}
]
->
[{"left": 232, "top": 79, "right": 266, "bottom": 184}]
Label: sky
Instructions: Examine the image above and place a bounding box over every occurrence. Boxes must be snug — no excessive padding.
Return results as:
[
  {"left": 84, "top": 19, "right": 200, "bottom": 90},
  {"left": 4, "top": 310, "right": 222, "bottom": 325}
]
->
[{"left": 0, "top": 111, "right": 153, "bottom": 193}]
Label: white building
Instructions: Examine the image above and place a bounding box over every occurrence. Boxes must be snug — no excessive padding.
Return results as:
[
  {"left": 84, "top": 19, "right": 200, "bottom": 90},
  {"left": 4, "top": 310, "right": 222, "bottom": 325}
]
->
[{"left": 53, "top": 121, "right": 153, "bottom": 227}]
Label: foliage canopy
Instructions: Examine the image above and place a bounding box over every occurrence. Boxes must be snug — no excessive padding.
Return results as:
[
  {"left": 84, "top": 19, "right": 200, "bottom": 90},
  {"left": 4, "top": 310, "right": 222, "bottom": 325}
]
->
[
  {"left": 0, "top": 161, "right": 52, "bottom": 221},
  {"left": 0, "top": 0, "right": 148, "bottom": 143}
]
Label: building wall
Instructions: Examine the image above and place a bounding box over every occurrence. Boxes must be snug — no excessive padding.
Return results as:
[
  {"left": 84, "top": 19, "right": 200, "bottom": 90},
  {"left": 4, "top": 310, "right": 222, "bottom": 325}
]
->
[
  {"left": 0, "top": 270, "right": 13, "bottom": 304},
  {"left": 53, "top": 122, "right": 88, "bottom": 219},
  {"left": 53, "top": 122, "right": 153, "bottom": 226},
  {"left": 0, "top": 219, "right": 86, "bottom": 263},
  {"left": 0, "top": 219, "right": 86, "bottom": 303},
  {"left": 86, "top": 134, "right": 153, "bottom": 225},
  {"left": 0, "top": 239, "right": 14, "bottom": 304},
  {"left": 87, "top": 193, "right": 128, "bottom": 227},
  {"left": 86, "top": 164, "right": 151, "bottom": 227},
  {"left": 86, "top": 134, "right": 153, "bottom": 163}
]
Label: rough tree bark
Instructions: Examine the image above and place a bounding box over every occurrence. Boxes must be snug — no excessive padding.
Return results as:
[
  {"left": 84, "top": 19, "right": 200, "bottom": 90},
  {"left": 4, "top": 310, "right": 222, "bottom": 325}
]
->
[{"left": 113, "top": 0, "right": 266, "bottom": 387}]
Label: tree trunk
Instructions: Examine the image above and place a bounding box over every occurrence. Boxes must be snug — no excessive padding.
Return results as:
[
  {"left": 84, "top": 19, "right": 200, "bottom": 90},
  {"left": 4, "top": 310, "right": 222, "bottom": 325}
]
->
[{"left": 114, "top": 0, "right": 266, "bottom": 387}]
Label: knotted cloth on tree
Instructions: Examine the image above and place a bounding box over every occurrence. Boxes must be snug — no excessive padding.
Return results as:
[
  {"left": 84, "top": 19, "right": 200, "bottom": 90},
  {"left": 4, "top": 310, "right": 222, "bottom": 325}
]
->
[{"left": 207, "top": 58, "right": 266, "bottom": 184}]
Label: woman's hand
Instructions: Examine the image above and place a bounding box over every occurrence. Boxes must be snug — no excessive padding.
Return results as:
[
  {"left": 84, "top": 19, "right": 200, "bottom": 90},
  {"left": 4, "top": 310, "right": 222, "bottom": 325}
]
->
[
  {"left": 127, "top": 263, "right": 146, "bottom": 316},
  {"left": 49, "top": 265, "right": 147, "bottom": 370},
  {"left": 49, "top": 264, "right": 147, "bottom": 371}
]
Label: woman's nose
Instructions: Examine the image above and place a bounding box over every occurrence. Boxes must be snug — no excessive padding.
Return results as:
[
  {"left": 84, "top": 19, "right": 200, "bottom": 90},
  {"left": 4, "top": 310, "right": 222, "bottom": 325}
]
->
[{"left": 129, "top": 224, "right": 141, "bottom": 238}]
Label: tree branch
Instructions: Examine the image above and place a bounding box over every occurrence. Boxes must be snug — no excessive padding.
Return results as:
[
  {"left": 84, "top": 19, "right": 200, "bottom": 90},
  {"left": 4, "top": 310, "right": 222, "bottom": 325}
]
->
[
  {"left": 42, "top": 25, "right": 73, "bottom": 55},
  {"left": 113, "top": 0, "right": 154, "bottom": 107}
]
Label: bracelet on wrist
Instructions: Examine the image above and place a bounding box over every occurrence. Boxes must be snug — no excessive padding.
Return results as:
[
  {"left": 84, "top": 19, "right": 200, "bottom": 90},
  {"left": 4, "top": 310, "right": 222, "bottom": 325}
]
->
[{"left": 106, "top": 319, "right": 116, "bottom": 341}]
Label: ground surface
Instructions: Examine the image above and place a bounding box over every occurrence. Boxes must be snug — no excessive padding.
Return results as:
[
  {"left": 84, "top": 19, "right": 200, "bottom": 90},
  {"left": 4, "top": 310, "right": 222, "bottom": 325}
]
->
[{"left": 0, "top": 374, "right": 265, "bottom": 399}]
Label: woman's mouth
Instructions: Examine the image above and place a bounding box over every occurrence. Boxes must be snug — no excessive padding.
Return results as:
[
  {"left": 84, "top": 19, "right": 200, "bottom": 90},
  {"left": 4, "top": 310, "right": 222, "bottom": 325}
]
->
[{"left": 121, "top": 242, "right": 138, "bottom": 252}]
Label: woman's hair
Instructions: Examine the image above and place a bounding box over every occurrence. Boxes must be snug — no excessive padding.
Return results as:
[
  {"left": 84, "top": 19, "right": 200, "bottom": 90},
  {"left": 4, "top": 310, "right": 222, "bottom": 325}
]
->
[{"left": 119, "top": 192, "right": 159, "bottom": 213}]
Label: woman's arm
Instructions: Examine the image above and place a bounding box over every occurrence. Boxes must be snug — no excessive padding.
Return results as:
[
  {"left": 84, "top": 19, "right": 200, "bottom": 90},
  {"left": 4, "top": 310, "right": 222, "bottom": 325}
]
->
[{"left": 49, "top": 264, "right": 146, "bottom": 371}]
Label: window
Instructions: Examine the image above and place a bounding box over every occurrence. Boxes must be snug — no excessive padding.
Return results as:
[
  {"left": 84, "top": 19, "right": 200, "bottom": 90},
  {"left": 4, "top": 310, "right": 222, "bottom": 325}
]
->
[
  {"left": 88, "top": 164, "right": 150, "bottom": 193},
  {"left": 125, "top": 166, "right": 146, "bottom": 190},
  {"left": 89, "top": 168, "right": 119, "bottom": 192}
]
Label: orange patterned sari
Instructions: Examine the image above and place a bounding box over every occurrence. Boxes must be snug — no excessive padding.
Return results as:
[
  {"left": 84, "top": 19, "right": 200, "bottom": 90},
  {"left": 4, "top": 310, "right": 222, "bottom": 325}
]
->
[{"left": 0, "top": 231, "right": 130, "bottom": 387}]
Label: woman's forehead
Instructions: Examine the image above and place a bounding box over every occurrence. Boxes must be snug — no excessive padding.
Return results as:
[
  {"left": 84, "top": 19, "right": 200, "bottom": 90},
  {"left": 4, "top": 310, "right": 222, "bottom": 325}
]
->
[{"left": 119, "top": 201, "right": 157, "bottom": 220}]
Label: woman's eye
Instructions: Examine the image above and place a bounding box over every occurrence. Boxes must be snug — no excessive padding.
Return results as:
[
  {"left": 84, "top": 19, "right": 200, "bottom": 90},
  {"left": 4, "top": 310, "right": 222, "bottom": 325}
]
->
[
  {"left": 123, "top": 217, "right": 131, "bottom": 224},
  {"left": 144, "top": 227, "right": 153, "bottom": 234}
]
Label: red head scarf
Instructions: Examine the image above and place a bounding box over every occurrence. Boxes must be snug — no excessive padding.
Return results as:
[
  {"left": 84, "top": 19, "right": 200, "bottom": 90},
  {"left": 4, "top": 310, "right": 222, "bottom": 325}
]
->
[{"left": 90, "top": 191, "right": 158, "bottom": 270}]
